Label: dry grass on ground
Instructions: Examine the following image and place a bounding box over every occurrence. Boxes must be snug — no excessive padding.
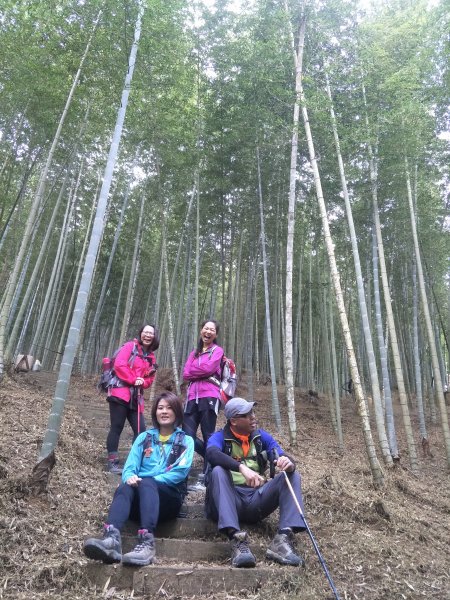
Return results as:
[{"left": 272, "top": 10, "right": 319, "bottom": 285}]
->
[{"left": 0, "top": 371, "right": 449, "bottom": 599}]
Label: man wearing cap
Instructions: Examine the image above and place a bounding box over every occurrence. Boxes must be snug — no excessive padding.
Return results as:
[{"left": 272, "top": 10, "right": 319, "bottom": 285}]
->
[{"left": 205, "top": 397, "right": 306, "bottom": 568}]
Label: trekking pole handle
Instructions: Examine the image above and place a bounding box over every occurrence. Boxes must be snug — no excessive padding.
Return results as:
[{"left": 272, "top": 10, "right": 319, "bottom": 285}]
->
[{"left": 270, "top": 448, "right": 279, "bottom": 478}]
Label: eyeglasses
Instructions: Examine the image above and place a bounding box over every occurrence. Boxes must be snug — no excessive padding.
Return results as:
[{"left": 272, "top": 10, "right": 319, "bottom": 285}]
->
[{"left": 234, "top": 411, "right": 255, "bottom": 419}]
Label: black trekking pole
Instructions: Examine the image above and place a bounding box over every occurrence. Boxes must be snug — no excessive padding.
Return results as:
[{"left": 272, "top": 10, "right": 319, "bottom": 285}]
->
[{"left": 281, "top": 471, "right": 341, "bottom": 600}]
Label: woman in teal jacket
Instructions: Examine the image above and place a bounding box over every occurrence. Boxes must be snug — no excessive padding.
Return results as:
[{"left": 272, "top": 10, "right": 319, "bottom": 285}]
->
[{"left": 83, "top": 392, "right": 194, "bottom": 566}]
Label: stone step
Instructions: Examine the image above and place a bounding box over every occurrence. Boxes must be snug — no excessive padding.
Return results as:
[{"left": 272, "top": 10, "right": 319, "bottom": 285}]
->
[
  {"left": 88, "top": 428, "right": 134, "bottom": 444},
  {"left": 119, "top": 536, "right": 231, "bottom": 561},
  {"left": 177, "top": 503, "right": 205, "bottom": 518},
  {"left": 84, "top": 563, "right": 279, "bottom": 595},
  {"left": 155, "top": 538, "right": 230, "bottom": 561},
  {"left": 68, "top": 392, "right": 104, "bottom": 402},
  {"left": 76, "top": 409, "right": 110, "bottom": 421},
  {"left": 117, "top": 535, "right": 270, "bottom": 561},
  {"left": 119, "top": 517, "right": 274, "bottom": 539},
  {"left": 158, "top": 517, "right": 217, "bottom": 538}
]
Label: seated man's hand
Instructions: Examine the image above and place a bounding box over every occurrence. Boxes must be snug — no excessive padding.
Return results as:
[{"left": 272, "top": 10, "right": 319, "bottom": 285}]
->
[
  {"left": 239, "top": 464, "right": 265, "bottom": 487},
  {"left": 275, "top": 455, "right": 295, "bottom": 473}
]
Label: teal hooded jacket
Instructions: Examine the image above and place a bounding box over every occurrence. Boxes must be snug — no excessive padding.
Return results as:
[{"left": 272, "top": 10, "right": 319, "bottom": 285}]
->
[{"left": 121, "top": 427, "right": 194, "bottom": 487}]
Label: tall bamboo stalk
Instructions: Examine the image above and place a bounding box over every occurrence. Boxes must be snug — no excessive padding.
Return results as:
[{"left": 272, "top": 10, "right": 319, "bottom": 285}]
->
[
  {"left": 325, "top": 73, "right": 392, "bottom": 465},
  {"left": 299, "top": 65, "right": 384, "bottom": 487},
  {"left": 256, "top": 146, "right": 281, "bottom": 428},
  {"left": 39, "top": 1, "right": 145, "bottom": 462},
  {"left": 361, "top": 80, "right": 418, "bottom": 472},
  {"left": 405, "top": 157, "right": 450, "bottom": 465},
  {"left": 283, "top": 8, "right": 306, "bottom": 443}
]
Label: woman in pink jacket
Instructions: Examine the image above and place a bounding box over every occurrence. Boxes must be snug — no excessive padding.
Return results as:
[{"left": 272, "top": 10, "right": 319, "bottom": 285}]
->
[
  {"left": 182, "top": 320, "right": 223, "bottom": 482},
  {"left": 106, "top": 324, "right": 159, "bottom": 473}
]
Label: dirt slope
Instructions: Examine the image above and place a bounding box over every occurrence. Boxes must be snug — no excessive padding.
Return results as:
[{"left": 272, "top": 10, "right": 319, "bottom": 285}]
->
[{"left": 0, "top": 371, "right": 449, "bottom": 599}]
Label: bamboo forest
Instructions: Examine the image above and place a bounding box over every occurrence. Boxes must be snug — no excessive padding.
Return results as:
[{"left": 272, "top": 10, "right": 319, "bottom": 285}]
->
[{"left": 0, "top": 0, "right": 449, "bottom": 598}]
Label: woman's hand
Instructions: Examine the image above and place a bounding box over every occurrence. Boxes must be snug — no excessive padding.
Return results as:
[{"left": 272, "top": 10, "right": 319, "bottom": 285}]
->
[
  {"left": 134, "top": 377, "right": 144, "bottom": 386},
  {"left": 126, "top": 475, "right": 142, "bottom": 487}
]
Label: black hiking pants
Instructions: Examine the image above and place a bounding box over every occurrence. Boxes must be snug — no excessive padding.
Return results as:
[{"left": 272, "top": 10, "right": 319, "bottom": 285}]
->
[
  {"left": 183, "top": 397, "right": 217, "bottom": 466},
  {"left": 106, "top": 399, "right": 146, "bottom": 453},
  {"left": 107, "top": 478, "right": 182, "bottom": 532}
]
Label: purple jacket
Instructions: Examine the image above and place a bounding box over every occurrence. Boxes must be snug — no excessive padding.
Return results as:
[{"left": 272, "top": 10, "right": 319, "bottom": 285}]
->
[{"left": 183, "top": 345, "right": 224, "bottom": 401}]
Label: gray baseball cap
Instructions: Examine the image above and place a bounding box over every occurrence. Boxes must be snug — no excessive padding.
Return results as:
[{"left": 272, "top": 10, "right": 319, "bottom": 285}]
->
[{"left": 224, "top": 397, "right": 256, "bottom": 420}]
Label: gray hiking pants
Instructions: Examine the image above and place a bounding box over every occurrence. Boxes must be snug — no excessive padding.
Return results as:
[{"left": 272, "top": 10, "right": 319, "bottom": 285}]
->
[{"left": 205, "top": 466, "right": 306, "bottom": 533}]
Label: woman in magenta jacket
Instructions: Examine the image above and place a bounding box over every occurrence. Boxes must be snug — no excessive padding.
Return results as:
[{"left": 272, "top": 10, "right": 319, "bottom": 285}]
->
[
  {"left": 182, "top": 320, "right": 223, "bottom": 476},
  {"left": 106, "top": 324, "right": 159, "bottom": 473}
]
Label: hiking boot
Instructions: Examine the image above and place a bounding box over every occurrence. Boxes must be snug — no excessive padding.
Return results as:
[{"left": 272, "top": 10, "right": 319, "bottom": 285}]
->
[
  {"left": 188, "top": 480, "right": 206, "bottom": 492},
  {"left": 230, "top": 531, "right": 256, "bottom": 568},
  {"left": 107, "top": 460, "right": 122, "bottom": 474},
  {"left": 83, "top": 524, "right": 122, "bottom": 564},
  {"left": 188, "top": 473, "right": 206, "bottom": 492},
  {"left": 122, "top": 530, "right": 155, "bottom": 566},
  {"left": 266, "top": 529, "right": 304, "bottom": 566}
]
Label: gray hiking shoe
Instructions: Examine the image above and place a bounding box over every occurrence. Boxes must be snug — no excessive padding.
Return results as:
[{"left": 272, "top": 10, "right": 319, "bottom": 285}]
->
[
  {"left": 122, "top": 530, "right": 155, "bottom": 566},
  {"left": 107, "top": 460, "right": 122, "bottom": 474},
  {"left": 230, "top": 531, "right": 256, "bottom": 568},
  {"left": 188, "top": 473, "right": 206, "bottom": 492},
  {"left": 188, "top": 480, "right": 206, "bottom": 492},
  {"left": 266, "top": 529, "right": 304, "bottom": 566},
  {"left": 83, "top": 524, "right": 122, "bottom": 564}
]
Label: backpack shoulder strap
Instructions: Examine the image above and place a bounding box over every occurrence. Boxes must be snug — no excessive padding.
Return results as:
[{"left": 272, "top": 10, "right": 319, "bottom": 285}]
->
[
  {"left": 112, "top": 341, "right": 137, "bottom": 364},
  {"left": 173, "top": 431, "right": 186, "bottom": 446},
  {"left": 253, "top": 434, "right": 263, "bottom": 454},
  {"left": 251, "top": 432, "right": 267, "bottom": 474},
  {"left": 139, "top": 431, "right": 152, "bottom": 448},
  {"left": 166, "top": 431, "right": 187, "bottom": 467},
  {"left": 127, "top": 342, "right": 140, "bottom": 367},
  {"left": 206, "top": 345, "right": 217, "bottom": 359},
  {"left": 139, "top": 431, "right": 156, "bottom": 467},
  {"left": 224, "top": 438, "right": 233, "bottom": 456}
]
